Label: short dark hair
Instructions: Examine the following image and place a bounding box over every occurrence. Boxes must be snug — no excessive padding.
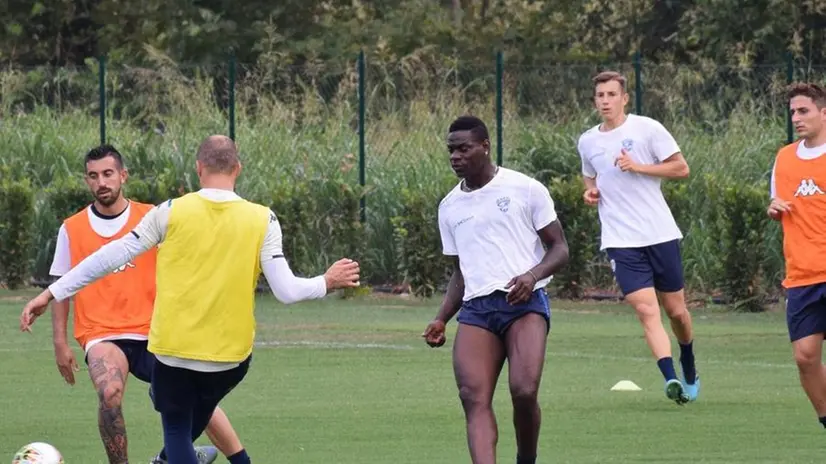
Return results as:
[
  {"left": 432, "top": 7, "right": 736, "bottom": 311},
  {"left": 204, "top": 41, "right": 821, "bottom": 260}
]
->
[
  {"left": 593, "top": 70, "right": 627, "bottom": 94},
  {"left": 196, "top": 135, "right": 239, "bottom": 174},
  {"left": 448, "top": 115, "right": 490, "bottom": 143},
  {"left": 787, "top": 82, "right": 826, "bottom": 108},
  {"left": 84, "top": 144, "right": 124, "bottom": 169}
]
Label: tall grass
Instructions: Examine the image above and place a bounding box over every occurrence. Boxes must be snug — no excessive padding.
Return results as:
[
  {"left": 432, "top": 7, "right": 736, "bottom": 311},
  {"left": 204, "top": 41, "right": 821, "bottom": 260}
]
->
[{"left": 0, "top": 61, "right": 792, "bottom": 293}]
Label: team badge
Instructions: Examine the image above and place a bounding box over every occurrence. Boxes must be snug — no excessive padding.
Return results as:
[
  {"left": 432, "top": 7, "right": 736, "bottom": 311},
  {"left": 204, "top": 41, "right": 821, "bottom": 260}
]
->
[
  {"left": 496, "top": 196, "right": 511, "bottom": 212},
  {"left": 621, "top": 138, "right": 634, "bottom": 151}
]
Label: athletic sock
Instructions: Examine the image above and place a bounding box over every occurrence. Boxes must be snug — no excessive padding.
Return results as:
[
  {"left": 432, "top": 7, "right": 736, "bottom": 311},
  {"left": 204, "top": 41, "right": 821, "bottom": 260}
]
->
[
  {"left": 516, "top": 455, "right": 536, "bottom": 464},
  {"left": 656, "top": 356, "right": 678, "bottom": 381},
  {"left": 679, "top": 340, "right": 697, "bottom": 384},
  {"left": 228, "top": 449, "right": 252, "bottom": 464},
  {"left": 819, "top": 416, "right": 826, "bottom": 429}
]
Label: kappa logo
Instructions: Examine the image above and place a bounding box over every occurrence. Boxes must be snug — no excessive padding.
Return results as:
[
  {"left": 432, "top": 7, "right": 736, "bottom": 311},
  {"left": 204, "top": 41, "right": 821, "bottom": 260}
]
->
[
  {"left": 496, "top": 196, "right": 511, "bottom": 212},
  {"left": 113, "top": 262, "right": 136, "bottom": 274},
  {"left": 794, "top": 179, "right": 825, "bottom": 197}
]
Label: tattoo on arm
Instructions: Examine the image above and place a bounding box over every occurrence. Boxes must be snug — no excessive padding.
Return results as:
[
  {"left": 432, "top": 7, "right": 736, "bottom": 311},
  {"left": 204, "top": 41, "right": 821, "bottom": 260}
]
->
[{"left": 88, "top": 356, "right": 129, "bottom": 464}]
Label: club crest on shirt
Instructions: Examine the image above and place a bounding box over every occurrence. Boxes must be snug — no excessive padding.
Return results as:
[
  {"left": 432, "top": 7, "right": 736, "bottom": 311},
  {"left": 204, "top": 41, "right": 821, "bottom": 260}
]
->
[
  {"left": 621, "top": 138, "right": 634, "bottom": 151},
  {"left": 113, "top": 262, "right": 136, "bottom": 274},
  {"left": 496, "top": 196, "right": 511, "bottom": 212}
]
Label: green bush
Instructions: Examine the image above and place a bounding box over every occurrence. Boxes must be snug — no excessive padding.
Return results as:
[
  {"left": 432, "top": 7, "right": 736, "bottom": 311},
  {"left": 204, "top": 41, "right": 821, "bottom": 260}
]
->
[
  {"left": 391, "top": 184, "right": 453, "bottom": 298},
  {"left": 269, "top": 177, "right": 366, "bottom": 280},
  {"left": 0, "top": 174, "right": 36, "bottom": 289},
  {"left": 547, "top": 176, "right": 601, "bottom": 299}
]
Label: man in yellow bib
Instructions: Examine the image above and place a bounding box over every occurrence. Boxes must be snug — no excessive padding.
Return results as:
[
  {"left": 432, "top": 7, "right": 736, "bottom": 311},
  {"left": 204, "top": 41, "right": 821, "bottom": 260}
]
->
[{"left": 20, "top": 135, "right": 362, "bottom": 464}]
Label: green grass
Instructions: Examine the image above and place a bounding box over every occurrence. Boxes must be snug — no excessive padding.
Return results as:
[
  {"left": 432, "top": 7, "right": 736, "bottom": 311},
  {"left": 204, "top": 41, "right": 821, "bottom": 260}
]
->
[{"left": 0, "top": 288, "right": 821, "bottom": 463}]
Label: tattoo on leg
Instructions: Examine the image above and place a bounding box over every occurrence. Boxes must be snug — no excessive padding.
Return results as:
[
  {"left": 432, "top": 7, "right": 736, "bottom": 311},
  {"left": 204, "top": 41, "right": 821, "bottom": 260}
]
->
[{"left": 89, "top": 356, "right": 129, "bottom": 464}]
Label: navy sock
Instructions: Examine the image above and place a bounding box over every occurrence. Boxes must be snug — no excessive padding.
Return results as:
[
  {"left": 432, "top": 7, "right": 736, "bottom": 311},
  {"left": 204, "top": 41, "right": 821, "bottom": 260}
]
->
[
  {"left": 228, "top": 449, "right": 251, "bottom": 464},
  {"left": 656, "top": 356, "right": 678, "bottom": 381},
  {"left": 819, "top": 417, "right": 826, "bottom": 429},
  {"left": 679, "top": 340, "right": 697, "bottom": 384},
  {"left": 161, "top": 411, "right": 198, "bottom": 464},
  {"left": 516, "top": 455, "right": 536, "bottom": 464}
]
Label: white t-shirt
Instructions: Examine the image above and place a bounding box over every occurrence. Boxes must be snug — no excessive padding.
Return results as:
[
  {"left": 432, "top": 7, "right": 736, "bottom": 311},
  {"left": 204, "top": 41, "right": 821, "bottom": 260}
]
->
[
  {"left": 577, "top": 114, "right": 683, "bottom": 250},
  {"left": 438, "top": 167, "right": 558, "bottom": 301},
  {"left": 48, "top": 188, "right": 329, "bottom": 373},
  {"left": 770, "top": 140, "right": 826, "bottom": 198}
]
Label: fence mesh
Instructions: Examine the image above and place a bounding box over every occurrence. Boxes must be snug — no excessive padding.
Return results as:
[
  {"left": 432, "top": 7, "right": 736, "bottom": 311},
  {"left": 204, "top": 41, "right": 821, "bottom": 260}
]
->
[{"left": 1, "top": 57, "right": 817, "bottom": 286}]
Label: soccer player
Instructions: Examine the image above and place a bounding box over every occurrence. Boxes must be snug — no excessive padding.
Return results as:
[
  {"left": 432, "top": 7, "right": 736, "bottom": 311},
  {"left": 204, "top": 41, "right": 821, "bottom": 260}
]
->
[
  {"left": 576, "top": 70, "right": 699, "bottom": 404},
  {"left": 422, "top": 115, "right": 570, "bottom": 464},
  {"left": 44, "top": 144, "right": 245, "bottom": 464},
  {"left": 768, "top": 82, "right": 826, "bottom": 431},
  {"left": 21, "top": 135, "right": 361, "bottom": 464}
]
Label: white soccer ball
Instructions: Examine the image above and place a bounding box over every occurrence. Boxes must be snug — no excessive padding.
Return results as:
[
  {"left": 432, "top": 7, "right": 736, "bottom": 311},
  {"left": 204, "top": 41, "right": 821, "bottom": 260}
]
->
[{"left": 11, "top": 442, "right": 63, "bottom": 464}]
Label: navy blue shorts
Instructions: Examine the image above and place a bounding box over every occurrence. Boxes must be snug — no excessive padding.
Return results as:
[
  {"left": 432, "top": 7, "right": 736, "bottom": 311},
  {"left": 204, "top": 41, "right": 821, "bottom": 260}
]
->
[
  {"left": 84, "top": 339, "right": 155, "bottom": 383},
  {"left": 150, "top": 355, "right": 251, "bottom": 415},
  {"left": 457, "top": 289, "right": 550, "bottom": 339},
  {"left": 786, "top": 283, "right": 826, "bottom": 342},
  {"left": 606, "top": 239, "right": 684, "bottom": 296}
]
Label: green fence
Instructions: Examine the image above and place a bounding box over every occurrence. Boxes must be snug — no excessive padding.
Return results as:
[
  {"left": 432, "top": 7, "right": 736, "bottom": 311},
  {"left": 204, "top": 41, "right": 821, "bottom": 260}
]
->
[{"left": 1, "top": 52, "right": 822, "bottom": 307}]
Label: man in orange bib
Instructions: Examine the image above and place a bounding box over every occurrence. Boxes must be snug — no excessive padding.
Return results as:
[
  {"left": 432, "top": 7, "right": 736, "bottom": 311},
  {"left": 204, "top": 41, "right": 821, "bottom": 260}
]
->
[
  {"left": 46, "top": 145, "right": 246, "bottom": 464},
  {"left": 769, "top": 82, "right": 826, "bottom": 431}
]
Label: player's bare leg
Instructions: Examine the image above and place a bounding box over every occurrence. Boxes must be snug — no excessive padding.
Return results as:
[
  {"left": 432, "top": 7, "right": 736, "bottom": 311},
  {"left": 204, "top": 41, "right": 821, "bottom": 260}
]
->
[
  {"left": 658, "top": 289, "right": 693, "bottom": 344},
  {"left": 453, "top": 323, "right": 506, "bottom": 464},
  {"left": 792, "top": 334, "right": 826, "bottom": 417},
  {"left": 205, "top": 406, "right": 244, "bottom": 457},
  {"left": 659, "top": 288, "right": 699, "bottom": 400},
  {"left": 625, "top": 288, "right": 671, "bottom": 359},
  {"left": 87, "top": 342, "right": 131, "bottom": 464},
  {"left": 625, "top": 288, "right": 687, "bottom": 403},
  {"left": 504, "top": 313, "right": 548, "bottom": 464}
]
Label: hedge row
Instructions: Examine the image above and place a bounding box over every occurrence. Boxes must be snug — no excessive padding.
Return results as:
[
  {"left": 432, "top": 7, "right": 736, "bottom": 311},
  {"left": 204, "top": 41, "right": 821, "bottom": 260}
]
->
[{"left": 1, "top": 171, "right": 783, "bottom": 310}]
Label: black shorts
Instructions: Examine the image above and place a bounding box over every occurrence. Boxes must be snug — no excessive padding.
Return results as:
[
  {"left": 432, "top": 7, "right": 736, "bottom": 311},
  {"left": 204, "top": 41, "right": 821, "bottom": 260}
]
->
[
  {"left": 456, "top": 289, "right": 551, "bottom": 339},
  {"left": 606, "top": 239, "right": 685, "bottom": 295},
  {"left": 150, "top": 356, "right": 252, "bottom": 415},
  {"left": 84, "top": 339, "right": 155, "bottom": 383},
  {"left": 785, "top": 283, "right": 826, "bottom": 342}
]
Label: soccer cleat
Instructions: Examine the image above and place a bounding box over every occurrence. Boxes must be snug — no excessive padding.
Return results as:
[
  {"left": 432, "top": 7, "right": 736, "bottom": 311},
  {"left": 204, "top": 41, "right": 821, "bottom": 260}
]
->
[
  {"left": 149, "top": 446, "right": 219, "bottom": 464},
  {"left": 683, "top": 375, "right": 700, "bottom": 402},
  {"left": 195, "top": 446, "right": 219, "bottom": 464},
  {"left": 664, "top": 378, "right": 689, "bottom": 405}
]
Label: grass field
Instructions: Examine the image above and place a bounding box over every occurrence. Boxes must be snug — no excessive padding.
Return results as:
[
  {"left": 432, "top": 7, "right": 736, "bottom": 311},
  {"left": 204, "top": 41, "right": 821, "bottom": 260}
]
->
[{"left": 0, "top": 288, "right": 820, "bottom": 463}]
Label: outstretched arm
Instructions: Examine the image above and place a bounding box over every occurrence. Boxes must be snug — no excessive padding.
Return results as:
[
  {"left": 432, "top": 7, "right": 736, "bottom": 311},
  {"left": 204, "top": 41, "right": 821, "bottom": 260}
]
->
[{"left": 260, "top": 210, "right": 358, "bottom": 304}]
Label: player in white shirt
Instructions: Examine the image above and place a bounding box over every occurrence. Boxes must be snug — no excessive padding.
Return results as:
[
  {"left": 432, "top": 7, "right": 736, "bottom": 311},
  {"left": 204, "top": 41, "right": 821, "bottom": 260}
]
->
[
  {"left": 577, "top": 71, "right": 699, "bottom": 405},
  {"left": 422, "top": 116, "right": 570, "bottom": 464}
]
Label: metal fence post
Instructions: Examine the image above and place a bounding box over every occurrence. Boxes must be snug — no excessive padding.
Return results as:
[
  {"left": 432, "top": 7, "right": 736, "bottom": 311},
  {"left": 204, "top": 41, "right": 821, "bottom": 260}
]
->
[
  {"left": 496, "top": 51, "right": 504, "bottom": 166},
  {"left": 358, "top": 50, "right": 366, "bottom": 223},
  {"left": 634, "top": 51, "right": 642, "bottom": 115},
  {"left": 786, "top": 53, "right": 794, "bottom": 144},
  {"left": 229, "top": 50, "right": 236, "bottom": 141},
  {"left": 98, "top": 55, "right": 106, "bottom": 144}
]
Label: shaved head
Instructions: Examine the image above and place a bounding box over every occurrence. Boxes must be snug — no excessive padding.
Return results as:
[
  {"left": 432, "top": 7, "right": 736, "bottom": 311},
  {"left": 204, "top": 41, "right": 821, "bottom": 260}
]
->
[{"left": 196, "top": 135, "right": 239, "bottom": 174}]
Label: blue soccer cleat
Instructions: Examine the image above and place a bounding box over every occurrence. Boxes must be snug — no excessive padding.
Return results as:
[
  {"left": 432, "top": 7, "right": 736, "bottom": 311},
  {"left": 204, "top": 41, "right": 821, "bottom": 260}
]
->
[
  {"left": 665, "top": 378, "right": 689, "bottom": 405},
  {"left": 683, "top": 375, "right": 700, "bottom": 402}
]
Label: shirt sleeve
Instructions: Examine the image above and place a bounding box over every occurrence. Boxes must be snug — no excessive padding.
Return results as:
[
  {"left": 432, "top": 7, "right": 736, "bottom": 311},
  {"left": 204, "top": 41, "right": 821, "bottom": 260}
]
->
[
  {"left": 529, "top": 180, "right": 558, "bottom": 230},
  {"left": 438, "top": 206, "right": 458, "bottom": 256},
  {"left": 49, "top": 224, "right": 71, "bottom": 277},
  {"left": 260, "top": 209, "right": 284, "bottom": 262},
  {"left": 647, "top": 119, "right": 682, "bottom": 162},
  {"left": 258, "top": 209, "right": 328, "bottom": 304},
  {"left": 578, "top": 137, "right": 597, "bottom": 178},
  {"left": 47, "top": 203, "right": 168, "bottom": 302},
  {"left": 770, "top": 159, "right": 777, "bottom": 199}
]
